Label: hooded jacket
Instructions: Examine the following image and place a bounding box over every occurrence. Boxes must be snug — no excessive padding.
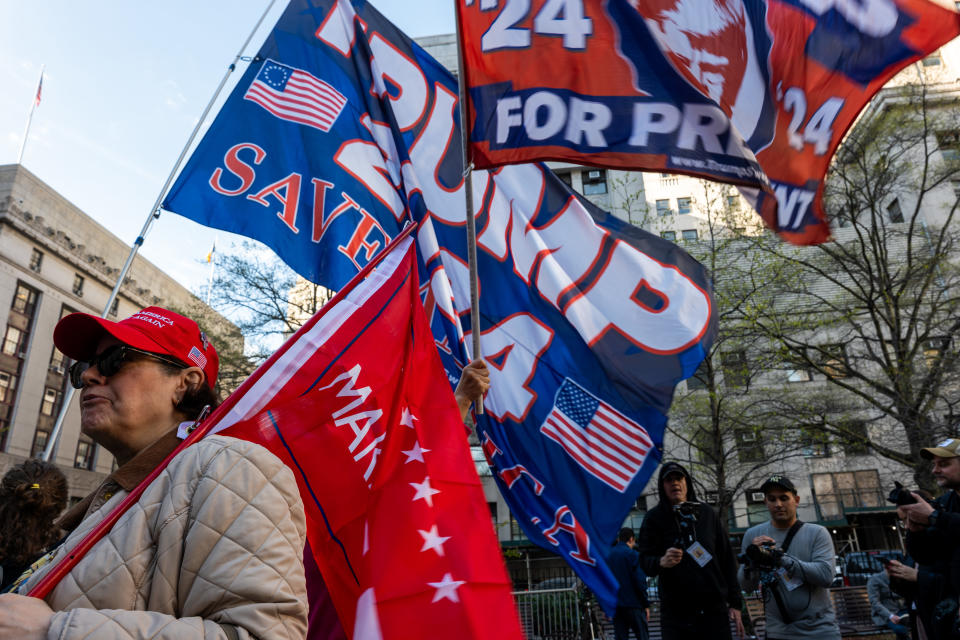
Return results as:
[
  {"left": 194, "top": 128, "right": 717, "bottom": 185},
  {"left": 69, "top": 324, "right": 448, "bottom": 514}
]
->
[{"left": 636, "top": 462, "right": 742, "bottom": 615}]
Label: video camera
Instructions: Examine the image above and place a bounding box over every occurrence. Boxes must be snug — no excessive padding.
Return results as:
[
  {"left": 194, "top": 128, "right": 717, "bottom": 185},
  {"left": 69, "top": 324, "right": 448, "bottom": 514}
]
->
[
  {"left": 739, "top": 541, "right": 785, "bottom": 571},
  {"left": 672, "top": 502, "right": 701, "bottom": 548},
  {"left": 887, "top": 481, "right": 935, "bottom": 507}
]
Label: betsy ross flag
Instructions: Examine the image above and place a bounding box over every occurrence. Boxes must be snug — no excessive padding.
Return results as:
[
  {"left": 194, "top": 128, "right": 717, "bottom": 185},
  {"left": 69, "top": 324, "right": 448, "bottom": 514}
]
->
[
  {"left": 205, "top": 235, "right": 523, "bottom": 639},
  {"left": 244, "top": 59, "right": 347, "bottom": 133},
  {"left": 541, "top": 378, "right": 653, "bottom": 493}
]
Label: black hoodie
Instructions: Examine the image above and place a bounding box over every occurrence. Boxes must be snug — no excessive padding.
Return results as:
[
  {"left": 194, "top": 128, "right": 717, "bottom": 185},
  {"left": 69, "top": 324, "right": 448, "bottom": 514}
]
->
[{"left": 636, "top": 462, "right": 742, "bottom": 615}]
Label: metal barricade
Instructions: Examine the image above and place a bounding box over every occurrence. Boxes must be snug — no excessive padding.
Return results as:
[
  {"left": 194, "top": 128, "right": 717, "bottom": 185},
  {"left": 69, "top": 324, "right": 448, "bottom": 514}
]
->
[{"left": 512, "top": 587, "right": 583, "bottom": 640}]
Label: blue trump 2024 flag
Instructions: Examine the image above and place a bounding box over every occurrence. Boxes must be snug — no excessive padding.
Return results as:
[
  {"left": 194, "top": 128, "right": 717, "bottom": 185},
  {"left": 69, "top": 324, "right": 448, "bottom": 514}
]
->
[{"left": 163, "top": 0, "right": 716, "bottom": 615}]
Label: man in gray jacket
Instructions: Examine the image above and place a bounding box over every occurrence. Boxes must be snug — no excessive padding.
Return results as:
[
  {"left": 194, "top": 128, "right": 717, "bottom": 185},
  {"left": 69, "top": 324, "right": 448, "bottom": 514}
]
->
[
  {"left": 738, "top": 475, "right": 841, "bottom": 640},
  {"left": 866, "top": 570, "right": 909, "bottom": 639}
]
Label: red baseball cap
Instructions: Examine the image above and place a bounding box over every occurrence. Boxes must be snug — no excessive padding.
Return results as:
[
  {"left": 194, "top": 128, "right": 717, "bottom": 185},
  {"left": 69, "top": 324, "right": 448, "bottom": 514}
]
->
[{"left": 53, "top": 306, "right": 219, "bottom": 389}]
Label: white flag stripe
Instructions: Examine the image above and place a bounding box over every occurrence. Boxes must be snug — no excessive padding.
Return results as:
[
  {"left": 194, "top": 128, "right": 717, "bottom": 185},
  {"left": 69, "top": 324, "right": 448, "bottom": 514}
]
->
[
  {"left": 278, "top": 81, "right": 347, "bottom": 118},
  {"left": 548, "top": 411, "right": 643, "bottom": 479},
  {"left": 541, "top": 422, "right": 631, "bottom": 491},
  {"left": 546, "top": 411, "right": 644, "bottom": 475},
  {"left": 594, "top": 404, "right": 653, "bottom": 448},
  {"left": 212, "top": 238, "right": 413, "bottom": 433},
  {"left": 245, "top": 87, "right": 338, "bottom": 130},
  {"left": 591, "top": 411, "right": 651, "bottom": 461},
  {"left": 250, "top": 83, "right": 343, "bottom": 122},
  {"left": 542, "top": 414, "right": 634, "bottom": 489},
  {"left": 287, "top": 74, "right": 348, "bottom": 108}
]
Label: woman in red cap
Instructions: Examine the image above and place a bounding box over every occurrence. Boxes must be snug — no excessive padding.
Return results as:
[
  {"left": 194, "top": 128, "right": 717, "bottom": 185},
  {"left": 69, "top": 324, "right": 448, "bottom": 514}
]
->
[{"left": 0, "top": 307, "right": 308, "bottom": 640}]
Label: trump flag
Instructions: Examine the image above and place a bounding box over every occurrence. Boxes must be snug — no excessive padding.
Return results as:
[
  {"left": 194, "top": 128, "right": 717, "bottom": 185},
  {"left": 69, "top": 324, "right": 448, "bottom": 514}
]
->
[
  {"left": 207, "top": 234, "right": 523, "bottom": 639},
  {"left": 162, "top": 0, "right": 716, "bottom": 615},
  {"left": 457, "top": 0, "right": 960, "bottom": 244}
]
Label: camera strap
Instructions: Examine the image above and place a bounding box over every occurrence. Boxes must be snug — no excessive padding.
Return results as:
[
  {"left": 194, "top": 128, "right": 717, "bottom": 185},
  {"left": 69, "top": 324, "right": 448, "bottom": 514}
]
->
[{"left": 764, "top": 521, "right": 804, "bottom": 625}]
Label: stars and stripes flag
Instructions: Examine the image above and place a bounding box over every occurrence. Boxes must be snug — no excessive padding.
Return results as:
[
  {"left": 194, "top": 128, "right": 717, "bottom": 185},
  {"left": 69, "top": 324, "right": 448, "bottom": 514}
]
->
[
  {"left": 34, "top": 74, "right": 42, "bottom": 106},
  {"left": 541, "top": 378, "right": 653, "bottom": 493},
  {"left": 205, "top": 234, "right": 523, "bottom": 639},
  {"left": 244, "top": 59, "right": 347, "bottom": 133}
]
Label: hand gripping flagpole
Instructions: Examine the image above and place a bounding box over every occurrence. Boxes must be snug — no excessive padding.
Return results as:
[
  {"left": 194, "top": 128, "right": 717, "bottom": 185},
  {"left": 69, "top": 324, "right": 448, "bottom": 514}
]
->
[
  {"left": 40, "top": 0, "right": 279, "bottom": 463},
  {"left": 455, "top": 1, "right": 483, "bottom": 415},
  {"left": 28, "top": 222, "right": 418, "bottom": 601}
]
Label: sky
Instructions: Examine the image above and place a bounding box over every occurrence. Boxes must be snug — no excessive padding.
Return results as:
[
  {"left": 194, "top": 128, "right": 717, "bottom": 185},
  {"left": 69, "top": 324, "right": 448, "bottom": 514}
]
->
[{"left": 0, "top": 1, "right": 456, "bottom": 296}]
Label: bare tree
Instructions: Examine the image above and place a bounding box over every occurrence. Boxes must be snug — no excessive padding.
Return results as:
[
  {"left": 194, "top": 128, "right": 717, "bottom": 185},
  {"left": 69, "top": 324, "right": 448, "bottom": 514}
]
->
[{"left": 747, "top": 81, "right": 960, "bottom": 490}]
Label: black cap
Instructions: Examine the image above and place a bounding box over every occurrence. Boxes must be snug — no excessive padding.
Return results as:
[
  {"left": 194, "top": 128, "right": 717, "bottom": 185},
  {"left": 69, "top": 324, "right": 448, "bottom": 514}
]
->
[{"left": 760, "top": 475, "right": 797, "bottom": 495}]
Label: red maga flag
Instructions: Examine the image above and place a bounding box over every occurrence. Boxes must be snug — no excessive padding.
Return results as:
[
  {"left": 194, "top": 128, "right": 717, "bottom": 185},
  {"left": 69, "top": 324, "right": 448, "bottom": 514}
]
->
[{"left": 208, "top": 235, "right": 523, "bottom": 639}]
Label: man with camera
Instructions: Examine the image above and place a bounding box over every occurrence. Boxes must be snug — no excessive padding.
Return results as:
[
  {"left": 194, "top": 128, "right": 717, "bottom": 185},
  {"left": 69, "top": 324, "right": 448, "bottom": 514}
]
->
[
  {"left": 738, "top": 475, "right": 840, "bottom": 640},
  {"left": 897, "top": 438, "right": 960, "bottom": 639},
  {"left": 636, "top": 462, "right": 744, "bottom": 639}
]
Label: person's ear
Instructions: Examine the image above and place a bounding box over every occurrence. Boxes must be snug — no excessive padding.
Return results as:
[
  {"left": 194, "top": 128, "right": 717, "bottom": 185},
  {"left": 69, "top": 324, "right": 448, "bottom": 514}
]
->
[{"left": 174, "top": 367, "right": 205, "bottom": 403}]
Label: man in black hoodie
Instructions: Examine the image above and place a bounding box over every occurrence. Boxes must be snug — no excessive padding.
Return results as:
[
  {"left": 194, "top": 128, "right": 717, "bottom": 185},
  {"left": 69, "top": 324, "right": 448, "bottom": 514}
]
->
[{"left": 636, "top": 462, "right": 744, "bottom": 639}]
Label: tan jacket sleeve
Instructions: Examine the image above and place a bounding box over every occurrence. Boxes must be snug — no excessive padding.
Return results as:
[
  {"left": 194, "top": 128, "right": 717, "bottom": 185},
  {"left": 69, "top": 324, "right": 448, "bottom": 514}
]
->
[{"left": 46, "top": 440, "right": 308, "bottom": 640}]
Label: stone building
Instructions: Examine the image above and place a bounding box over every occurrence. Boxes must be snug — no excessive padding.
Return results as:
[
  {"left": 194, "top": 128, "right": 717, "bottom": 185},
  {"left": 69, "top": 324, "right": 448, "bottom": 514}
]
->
[{"left": 0, "top": 164, "right": 238, "bottom": 504}]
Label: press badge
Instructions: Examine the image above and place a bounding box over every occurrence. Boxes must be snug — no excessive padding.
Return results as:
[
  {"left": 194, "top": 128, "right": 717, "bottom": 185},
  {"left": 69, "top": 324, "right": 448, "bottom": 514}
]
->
[
  {"left": 777, "top": 567, "right": 803, "bottom": 591},
  {"left": 686, "top": 541, "right": 713, "bottom": 567}
]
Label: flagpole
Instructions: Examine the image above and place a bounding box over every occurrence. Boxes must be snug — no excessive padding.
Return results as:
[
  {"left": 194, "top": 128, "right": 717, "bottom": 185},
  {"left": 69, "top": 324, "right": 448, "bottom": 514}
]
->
[
  {"left": 40, "top": 0, "right": 279, "bottom": 463},
  {"left": 17, "top": 65, "right": 44, "bottom": 166},
  {"left": 454, "top": 1, "right": 483, "bottom": 415}
]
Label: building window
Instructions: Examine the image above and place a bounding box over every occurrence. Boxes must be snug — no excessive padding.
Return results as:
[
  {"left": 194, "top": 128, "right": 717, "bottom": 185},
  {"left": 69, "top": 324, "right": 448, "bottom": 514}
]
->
[
  {"left": 582, "top": 169, "right": 607, "bottom": 195},
  {"left": 40, "top": 387, "right": 60, "bottom": 417},
  {"left": 677, "top": 197, "right": 692, "bottom": 215},
  {"left": 686, "top": 360, "right": 708, "bottom": 391},
  {"left": 509, "top": 515, "right": 528, "bottom": 542},
  {"left": 839, "top": 420, "right": 870, "bottom": 455},
  {"left": 936, "top": 130, "right": 960, "bottom": 161},
  {"left": 736, "top": 429, "right": 764, "bottom": 462},
  {"left": 821, "top": 344, "right": 848, "bottom": 379},
  {"left": 681, "top": 229, "right": 699, "bottom": 242},
  {"left": 726, "top": 195, "right": 740, "bottom": 211},
  {"left": 812, "top": 469, "right": 882, "bottom": 520},
  {"left": 49, "top": 347, "right": 66, "bottom": 374},
  {"left": 31, "top": 429, "right": 49, "bottom": 458},
  {"left": 1, "top": 326, "right": 23, "bottom": 357},
  {"left": 922, "top": 53, "right": 942, "bottom": 66},
  {"left": 29, "top": 249, "right": 43, "bottom": 272},
  {"left": 887, "top": 199, "right": 904, "bottom": 223},
  {"left": 11, "top": 282, "right": 39, "bottom": 316},
  {"left": 660, "top": 231, "right": 677, "bottom": 241},
  {"left": 656, "top": 199, "right": 671, "bottom": 216},
  {"left": 74, "top": 438, "right": 96, "bottom": 470},
  {"left": 802, "top": 430, "right": 830, "bottom": 457},
  {"left": 786, "top": 368, "right": 812, "bottom": 383},
  {"left": 109, "top": 298, "right": 119, "bottom": 318},
  {"left": 0, "top": 372, "right": 16, "bottom": 404},
  {"left": 556, "top": 171, "right": 573, "bottom": 188},
  {"left": 72, "top": 274, "right": 85, "bottom": 297},
  {"left": 722, "top": 350, "right": 748, "bottom": 388}
]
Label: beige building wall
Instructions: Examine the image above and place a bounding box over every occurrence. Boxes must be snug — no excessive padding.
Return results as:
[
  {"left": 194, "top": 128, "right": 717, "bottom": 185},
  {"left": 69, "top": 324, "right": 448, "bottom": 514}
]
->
[{"left": 0, "top": 164, "right": 237, "bottom": 503}]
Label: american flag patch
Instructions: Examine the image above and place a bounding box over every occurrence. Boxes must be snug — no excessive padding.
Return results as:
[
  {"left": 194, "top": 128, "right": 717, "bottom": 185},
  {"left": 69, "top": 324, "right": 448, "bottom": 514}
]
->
[
  {"left": 244, "top": 59, "right": 347, "bottom": 133},
  {"left": 188, "top": 346, "right": 208, "bottom": 369},
  {"left": 540, "top": 378, "right": 652, "bottom": 492}
]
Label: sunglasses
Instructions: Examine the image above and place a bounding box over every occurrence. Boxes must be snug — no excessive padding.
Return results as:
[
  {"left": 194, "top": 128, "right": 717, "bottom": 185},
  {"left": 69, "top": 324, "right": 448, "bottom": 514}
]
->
[{"left": 69, "top": 345, "right": 187, "bottom": 389}]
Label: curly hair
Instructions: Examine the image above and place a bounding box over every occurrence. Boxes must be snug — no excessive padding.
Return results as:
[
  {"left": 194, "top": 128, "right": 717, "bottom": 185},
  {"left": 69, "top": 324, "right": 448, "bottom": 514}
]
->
[{"left": 0, "top": 459, "right": 68, "bottom": 566}]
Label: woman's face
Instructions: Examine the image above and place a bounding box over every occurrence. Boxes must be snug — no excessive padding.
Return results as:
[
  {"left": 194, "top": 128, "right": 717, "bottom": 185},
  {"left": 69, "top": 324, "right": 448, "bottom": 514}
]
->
[{"left": 78, "top": 336, "right": 186, "bottom": 465}]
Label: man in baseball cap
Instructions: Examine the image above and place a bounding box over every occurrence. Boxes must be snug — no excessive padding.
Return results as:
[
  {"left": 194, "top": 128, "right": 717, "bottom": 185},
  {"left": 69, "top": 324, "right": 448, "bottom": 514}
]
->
[{"left": 899, "top": 438, "right": 960, "bottom": 637}]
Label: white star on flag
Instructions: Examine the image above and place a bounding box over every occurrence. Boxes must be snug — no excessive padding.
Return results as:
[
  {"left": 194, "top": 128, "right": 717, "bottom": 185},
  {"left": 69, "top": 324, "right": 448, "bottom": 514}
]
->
[
  {"left": 417, "top": 525, "right": 451, "bottom": 556},
  {"left": 401, "top": 407, "right": 418, "bottom": 429},
  {"left": 428, "top": 572, "right": 466, "bottom": 603},
  {"left": 402, "top": 441, "right": 430, "bottom": 464},
  {"left": 410, "top": 477, "right": 440, "bottom": 506}
]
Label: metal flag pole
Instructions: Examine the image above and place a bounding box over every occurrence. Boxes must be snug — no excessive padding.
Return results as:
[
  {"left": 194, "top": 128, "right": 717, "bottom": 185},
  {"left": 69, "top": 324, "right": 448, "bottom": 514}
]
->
[
  {"left": 41, "top": 0, "right": 279, "bottom": 463},
  {"left": 454, "top": 1, "right": 483, "bottom": 415},
  {"left": 17, "top": 65, "right": 44, "bottom": 166}
]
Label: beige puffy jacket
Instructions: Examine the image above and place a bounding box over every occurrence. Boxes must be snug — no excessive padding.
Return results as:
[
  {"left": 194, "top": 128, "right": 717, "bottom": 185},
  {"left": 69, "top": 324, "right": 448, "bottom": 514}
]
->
[{"left": 20, "top": 435, "right": 308, "bottom": 640}]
